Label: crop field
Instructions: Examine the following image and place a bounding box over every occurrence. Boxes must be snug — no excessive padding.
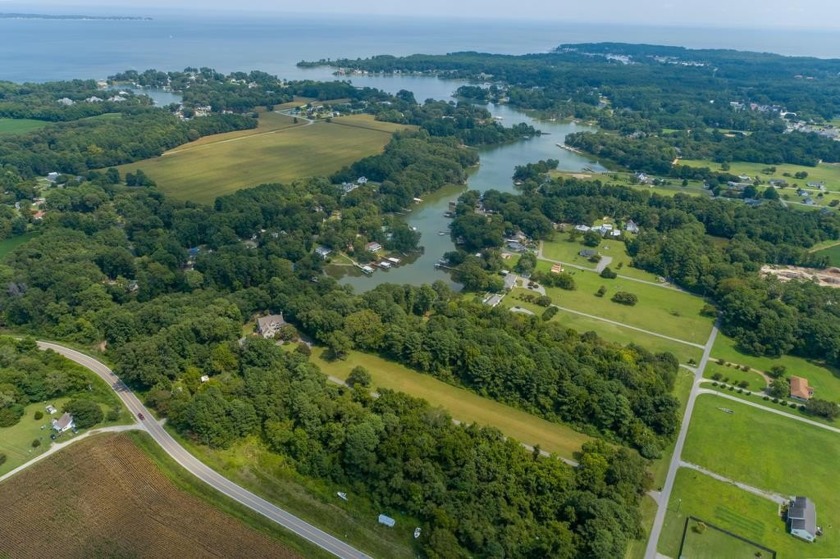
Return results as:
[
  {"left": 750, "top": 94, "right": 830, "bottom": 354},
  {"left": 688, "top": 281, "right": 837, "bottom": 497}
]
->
[
  {"left": 118, "top": 113, "right": 410, "bottom": 204},
  {"left": 0, "top": 433, "right": 305, "bottom": 559},
  {"left": 712, "top": 333, "right": 840, "bottom": 402},
  {"left": 534, "top": 260, "right": 714, "bottom": 345},
  {"left": 503, "top": 289, "right": 704, "bottom": 363},
  {"left": 658, "top": 469, "right": 806, "bottom": 558},
  {"left": 310, "top": 348, "right": 592, "bottom": 459},
  {"left": 681, "top": 394, "right": 840, "bottom": 556},
  {"left": 0, "top": 118, "right": 49, "bottom": 136}
]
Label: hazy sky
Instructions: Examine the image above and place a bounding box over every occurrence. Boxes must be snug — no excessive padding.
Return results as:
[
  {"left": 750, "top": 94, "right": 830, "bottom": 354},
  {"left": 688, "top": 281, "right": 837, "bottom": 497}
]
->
[{"left": 10, "top": 0, "right": 840, "bottom": 29}]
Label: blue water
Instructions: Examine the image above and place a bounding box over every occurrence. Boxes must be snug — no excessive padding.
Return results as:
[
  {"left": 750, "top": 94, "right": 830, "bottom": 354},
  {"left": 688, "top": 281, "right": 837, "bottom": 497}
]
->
[{"left": 0, "top": 13, "right": 837, "bottom": 85}]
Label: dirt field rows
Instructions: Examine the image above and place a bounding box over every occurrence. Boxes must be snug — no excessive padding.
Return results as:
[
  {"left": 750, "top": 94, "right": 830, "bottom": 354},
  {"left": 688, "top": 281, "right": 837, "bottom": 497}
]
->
[{"left": 0, "top": 433, "right": 301, "bottom": 559}]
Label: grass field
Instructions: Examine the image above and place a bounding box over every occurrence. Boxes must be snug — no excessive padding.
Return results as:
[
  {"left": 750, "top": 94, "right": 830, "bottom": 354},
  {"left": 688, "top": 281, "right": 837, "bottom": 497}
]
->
[
  {"left": 534, "top": 260, "right": 714, "bottom": 345},
  {"left": 658, "top": 469, "right": 805, "bottom": 558},
  {"left": 503, "top": 289, "right": 704, "bottom": 364},
  {"left": 812, "top": 243, "right": 840, "bottom": 266},
  {"left": 704, "top": 362, "right": 767, "bottom": 392},
  {"left": 310, "top": 347, "right": 592, "bottom": 459},
  {"left": 171, "top": 431, "right": 416, "bottom": 559},
  {"left": 541, "top": 236, "right": 662, "bottom": 282},
  {"left": 0, "top": 398, "right": 70, "bottom": 476},
  {"left": 119, "top": 112, "right": 410, "bottom": 204},
  {"left": 679, "top": 517, "right": 776, "bottom": 559},
  {"left": 679, "top": 159, "right": 840, "bottom": 190},
  {"left": 712, "top": 334, "right": 840, "bottom": 402},
  {"left": 681, "top": 395, "right": 840, "bottom": 556},
  {"left": 0, "top": 232, "right": 38, "bottom": 260},
  {"left": 0, "top": 118, "right": 49, "bottom": 136},
  {"left": 0, "top": 432, "right": 317, "bottom": 559}
]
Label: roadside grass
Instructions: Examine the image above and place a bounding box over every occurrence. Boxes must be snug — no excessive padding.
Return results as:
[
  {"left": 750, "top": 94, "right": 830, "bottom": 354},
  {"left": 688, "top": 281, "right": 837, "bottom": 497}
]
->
[
  {"left": 658, "top": 469, "right": 803, "bottom": 559},
  {"left": 0, "top": 232, "right": 38, "bottom": 260},
  {"left": 169, "top": 430, "right": 417, "bottom": 559},
  {"left": 502, "top": 290, "right": 704, "bottom": 364},
  {"left": 0, "top": 118, "right": 49, "bottom": 136},
  {"left": 703, "top": 362, "right": 767, "bottom": 392},
  {"left": 541, "top": 236, "right": 662, "bottom": 282},
  {"left": 534, "top": 260, "right": 713, "bottom": 345},
  {"left": 118, "top": 114, "right": 410, "bottom": 204},
  {"left": 681, "top": 395, "right": 840, "bottom": 556},
  {"left": 712, "top": 334, "right": 840, "bottom": 402},
  {"left": 310, "top": 347, "right": 592, "bottom": 459},
  {"left": 130, "top": 432, "right": 333, "bottom": 559}
]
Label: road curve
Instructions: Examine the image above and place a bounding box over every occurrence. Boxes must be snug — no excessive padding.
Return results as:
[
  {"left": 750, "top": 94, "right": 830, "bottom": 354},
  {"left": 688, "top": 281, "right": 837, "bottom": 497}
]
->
[{"left": 37, "top": 341, "right": 372, "bottom": 559}]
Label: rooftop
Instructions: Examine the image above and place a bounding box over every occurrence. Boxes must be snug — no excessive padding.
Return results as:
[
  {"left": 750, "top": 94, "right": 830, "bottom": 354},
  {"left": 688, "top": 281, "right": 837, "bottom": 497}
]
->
[{"left": 790, "top": 376, "right": 812, "bottom": 400}]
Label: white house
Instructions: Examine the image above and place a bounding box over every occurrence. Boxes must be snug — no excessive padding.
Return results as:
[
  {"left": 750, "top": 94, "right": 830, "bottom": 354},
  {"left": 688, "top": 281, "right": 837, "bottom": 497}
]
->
[
  {"left": 51, "top": 412, "right": 75, "bottom": 433},
  {"left": 624, "top": 220, "right": 640, "bottom": 234},
  {"left": 257, "top": 314, "right": 286, "bottom": 339}
]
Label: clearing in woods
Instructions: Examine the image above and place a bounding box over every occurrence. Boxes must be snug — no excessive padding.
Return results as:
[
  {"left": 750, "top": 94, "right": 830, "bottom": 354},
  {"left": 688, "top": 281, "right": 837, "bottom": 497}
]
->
[
  {"left": 0, "top": 432, "right": 317, "bottom": 559},
  {"left": 119, "top": 112, "right": 411, "bottom": 204}
]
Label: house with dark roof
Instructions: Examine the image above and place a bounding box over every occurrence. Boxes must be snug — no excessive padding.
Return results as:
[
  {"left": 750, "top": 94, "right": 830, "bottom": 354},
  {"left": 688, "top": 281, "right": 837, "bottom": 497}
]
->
[
  {"left": 579, "top": 249, "right": 597, "bottom": 258},
  {"left": 789, "top": 496, "right": 817, "bottom": 542},
  {"left": 790, "top": 376, "right": 813, "bottom": 401}
]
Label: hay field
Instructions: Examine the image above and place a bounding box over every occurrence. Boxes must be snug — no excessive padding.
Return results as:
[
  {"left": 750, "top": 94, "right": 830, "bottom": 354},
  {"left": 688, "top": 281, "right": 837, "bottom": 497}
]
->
[{"left": 120, "top": 113, "right": 409, "bottom": 204}]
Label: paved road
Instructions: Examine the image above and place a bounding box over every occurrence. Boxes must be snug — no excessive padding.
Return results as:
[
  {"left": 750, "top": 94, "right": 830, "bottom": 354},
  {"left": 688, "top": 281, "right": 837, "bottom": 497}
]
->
[
  {"left": 679, "top": 461, "right": 787, "bottom": 504},
  {"left": 644, "top": 325, "right": 719, "bottom": 559},
  {"left": 37, "top": 341, "right": 372, "bottom": 559}
]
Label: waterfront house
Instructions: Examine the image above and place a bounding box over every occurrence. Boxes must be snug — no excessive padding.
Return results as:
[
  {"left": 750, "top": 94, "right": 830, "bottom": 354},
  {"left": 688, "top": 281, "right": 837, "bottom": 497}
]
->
[{"left": 365, "top": 242, "right": 382, "bottom": 253}]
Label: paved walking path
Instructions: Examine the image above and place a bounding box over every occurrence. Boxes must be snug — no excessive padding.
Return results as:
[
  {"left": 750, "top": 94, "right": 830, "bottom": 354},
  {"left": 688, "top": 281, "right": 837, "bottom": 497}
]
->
[
  {"left": 645, "top": 325, "right": 719, "bottom": 559},
  {"left": 679, "top": 461, "right": 787, "bottom": 504}
]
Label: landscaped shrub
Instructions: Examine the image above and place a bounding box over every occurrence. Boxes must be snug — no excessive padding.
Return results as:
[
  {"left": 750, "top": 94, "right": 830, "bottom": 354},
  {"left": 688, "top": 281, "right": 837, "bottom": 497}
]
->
[
  {"left": 717, "top": 358, "right": 726, "bottom": 366},
  {"left": 763, "top": 396, "right": 770, "bottom": 401},
  {"left": 772, "top": 398, "right": 779, "bottom": 403},
  {"left": 599, "top": 266, "right": 617, "bottom": 279},
  {"left": 595, "top": 285, "right": 607, "bottom": 297},
  {"left": 711, "top": 382, "right": 718, "bottom": 387},
  {"left": 611, "top": 291, "right": 638, "bottom": 306},
  {"left": 31, "top": 439, "right": 40, "bottom": 448},
  {"left": 738, "top": 380, "right": 749, "bottom": 389},
  {"left": 789, "top": 402, "right": 798, "bottom": 409},
  {"left": 536, "top": 295, "right": 552, "bottom": 307},
  {"left": 736, "top": 388, "right": 743, "bottom": 393},
  {"left": 0, "top": 452, "right": 6, "bottom": 466},
  {"left": 33, "top": 410, "right": 44, "bottom": 420},
  {"left": 541, "top": 306, "right": 559, "bottom": 321}
]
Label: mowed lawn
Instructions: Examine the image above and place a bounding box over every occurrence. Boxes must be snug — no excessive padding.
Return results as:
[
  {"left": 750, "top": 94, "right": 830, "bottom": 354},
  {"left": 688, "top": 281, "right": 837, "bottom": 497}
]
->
[
  {"left": 812, "top": 242, "right": 840, "bottom": 266},
  {"left": 0, "top": 232, "right": 38, "bottom": 260},
  {"left": 681, "top": 394, "right": 840, "bottom": 556},
  {"left": 119, "top": 113, "right": 410, "bottom": 204},
  {"left": 0, "top": 399, "right": 69, "bottom": 476},
  {"left": 0, "top": 118, "right": 49, "bottom": 136},
  {"left": 679, "top": 158, "right": 840, "bottom": 190},
  {"left": 658, "top": 469, "right": 800, "bottom": 558},
  {"left": 310, "top": 348, "right": 592, "bottom": 460},
  {"left": 712, "top": 333, "right": 840, "bottom": 402},
  {"left": 502, "top": 289, "right": 704, "bottom": 364},
  {"left": 703, "top": 362, "right": 767, "bottom": 392},
  {"left": 535, "top": 260, "right": 714, "bottom": 345},
  {"left": 541, "top": 236, "right": 661, "bottom": 282}
]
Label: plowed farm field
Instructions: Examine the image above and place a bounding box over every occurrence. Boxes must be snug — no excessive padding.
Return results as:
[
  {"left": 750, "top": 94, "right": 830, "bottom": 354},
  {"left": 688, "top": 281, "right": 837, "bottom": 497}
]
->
[{"left": 0, "top": 433, "right": 302, "bottom": 559}]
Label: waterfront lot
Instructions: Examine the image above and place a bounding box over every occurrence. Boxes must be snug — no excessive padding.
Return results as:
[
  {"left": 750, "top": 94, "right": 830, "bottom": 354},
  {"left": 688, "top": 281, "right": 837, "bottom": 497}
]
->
[
  {"left": 534, "top": 260, "right": 713, "bottom": 345},
  {"left": 679, "top": 395, "right": 840, "bottom": 556},
  {"left": 119, "top": 113, "right": 409, "bottom": 204},
  {"left": 310, "top": 347, "right": 592, "bottom": 459}
]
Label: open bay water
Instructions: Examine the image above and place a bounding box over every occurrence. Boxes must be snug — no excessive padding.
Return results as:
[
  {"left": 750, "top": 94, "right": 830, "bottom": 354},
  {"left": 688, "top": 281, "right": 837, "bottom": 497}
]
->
[
  {"left": 0, "top": 13, "right": 838, "bottom": 85},
  {"left": 1, "top": 11, "right": 837, "bottom": 289}
]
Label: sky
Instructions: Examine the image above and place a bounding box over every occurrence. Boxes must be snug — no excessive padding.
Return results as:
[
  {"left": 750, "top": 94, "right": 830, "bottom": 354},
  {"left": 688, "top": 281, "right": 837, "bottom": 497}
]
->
[{"left": 7, "top": 0, "right": 840, "bottom": 29}]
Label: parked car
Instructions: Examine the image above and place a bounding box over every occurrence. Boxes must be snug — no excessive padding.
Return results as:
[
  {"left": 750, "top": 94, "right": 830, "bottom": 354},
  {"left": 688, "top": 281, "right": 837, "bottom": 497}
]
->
[{"left": 138, "top": 413, "right": 145, "bottom": 420}]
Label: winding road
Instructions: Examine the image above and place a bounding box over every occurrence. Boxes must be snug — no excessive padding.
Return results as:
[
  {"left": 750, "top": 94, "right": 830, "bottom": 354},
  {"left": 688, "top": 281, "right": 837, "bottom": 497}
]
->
[{"left": 35, "top": 341, "right": 372, "bottom": 559}]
